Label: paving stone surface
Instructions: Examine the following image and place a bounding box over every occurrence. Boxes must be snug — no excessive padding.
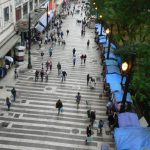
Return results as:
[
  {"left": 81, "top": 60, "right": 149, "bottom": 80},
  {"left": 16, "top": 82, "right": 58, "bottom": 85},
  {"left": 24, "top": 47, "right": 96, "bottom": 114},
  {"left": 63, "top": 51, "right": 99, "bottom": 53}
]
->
[{"left": 0, "top": 2, "right": 115, "bottom": 150}]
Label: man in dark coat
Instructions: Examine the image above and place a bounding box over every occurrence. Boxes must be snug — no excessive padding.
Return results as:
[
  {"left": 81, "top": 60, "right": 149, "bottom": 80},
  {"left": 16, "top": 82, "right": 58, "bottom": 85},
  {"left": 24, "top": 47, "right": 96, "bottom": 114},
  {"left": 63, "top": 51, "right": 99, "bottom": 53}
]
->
[{"left": 56, "top": 99, "right": 63, "bottom": 115}]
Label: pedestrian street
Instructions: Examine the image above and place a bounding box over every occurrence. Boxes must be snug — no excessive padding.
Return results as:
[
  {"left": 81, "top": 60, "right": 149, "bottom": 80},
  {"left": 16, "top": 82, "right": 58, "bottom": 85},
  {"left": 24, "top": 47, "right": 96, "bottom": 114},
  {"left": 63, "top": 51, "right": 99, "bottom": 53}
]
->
[{"left": 0, "top": 3, "right": 115, "bottom": 150}]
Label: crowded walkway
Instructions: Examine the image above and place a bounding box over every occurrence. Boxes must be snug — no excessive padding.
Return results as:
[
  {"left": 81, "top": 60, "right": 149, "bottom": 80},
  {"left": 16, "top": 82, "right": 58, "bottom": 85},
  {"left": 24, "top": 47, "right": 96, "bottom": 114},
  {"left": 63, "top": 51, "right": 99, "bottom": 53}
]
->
[{"left": 0, "top": 1, "right": 114, "bottom": 149}]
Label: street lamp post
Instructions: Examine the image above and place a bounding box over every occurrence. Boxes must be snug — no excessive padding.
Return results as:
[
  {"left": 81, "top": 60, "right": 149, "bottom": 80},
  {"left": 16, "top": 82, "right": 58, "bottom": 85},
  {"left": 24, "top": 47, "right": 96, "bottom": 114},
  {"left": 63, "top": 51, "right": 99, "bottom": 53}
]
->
[
  {"left": 121, "top": 54, "right": 135, "bottom": 111},
  {"left": 95, "top": 7, "right": 98, "bottom": 20},
  {"left": 27, "top": 13, "right": 32, "bottom": 69},
  {"left": 106, "top": 24, "right": 113, "bottom": 59},
  {"left": 100, "top": 15, "right": 103, "bottom": 36},
  {"left": 47, "top": 4, "right": 49, "bottom": 37}
]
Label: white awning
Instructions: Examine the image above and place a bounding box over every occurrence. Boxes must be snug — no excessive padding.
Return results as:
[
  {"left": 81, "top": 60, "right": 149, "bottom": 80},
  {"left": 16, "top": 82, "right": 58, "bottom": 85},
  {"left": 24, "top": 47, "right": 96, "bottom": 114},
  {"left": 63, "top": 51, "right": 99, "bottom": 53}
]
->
[
  {"left": 35, "top": 11, "right": 54, "bottom": 32},
  {"left": 0, "top": 34, "right": 20, "bottom": 58}
]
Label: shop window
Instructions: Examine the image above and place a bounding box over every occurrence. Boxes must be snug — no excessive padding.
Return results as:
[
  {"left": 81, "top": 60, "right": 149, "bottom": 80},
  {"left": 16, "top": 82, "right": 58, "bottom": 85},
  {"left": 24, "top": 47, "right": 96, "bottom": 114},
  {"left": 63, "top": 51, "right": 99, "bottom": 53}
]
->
[
  {"left": 23, "top": 2, "right": 28, "bottom": 15},
  {"left": 4, "top": 7, "right": 9, "bottom": 22}
]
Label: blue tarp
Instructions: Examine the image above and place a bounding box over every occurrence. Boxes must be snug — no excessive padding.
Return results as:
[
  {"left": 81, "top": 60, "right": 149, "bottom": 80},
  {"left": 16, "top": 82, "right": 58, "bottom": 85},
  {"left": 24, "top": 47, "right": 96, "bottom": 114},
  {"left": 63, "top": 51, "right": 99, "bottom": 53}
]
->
[
  {"left": 103, "top": 42, "right": 116, "bottom": 49},
  {"left": 99, "top": 36, "right": 108, "bottom": 44},
  {"left": 114, "top": 91, "right": 132, "bottom": 103},
  {"left": 106, "top": 73, "right": 126, "bottom": 85},
  {"left": 104, "top": 52, "right": 117, "bottom": 60},
  {"left": 118, "top": 112, "right": 140, "bottom": 127},
  {"left": 114, "top": 127, "right": 150, "bottom": 150},
  {"left": 110, "top": 83, "right": 122, "bottom": 92},
  {"left": 104, "top": 47, "right": 115, "bottom": 53},
  {"left": 106, "top": 66, "right": 120, "bottom": 74},
  {"left": 105, "top": 59, "right": 118, "bottom": 66},
  {"left": 95, "top": 24, "right": 106, "bottom": 36}
]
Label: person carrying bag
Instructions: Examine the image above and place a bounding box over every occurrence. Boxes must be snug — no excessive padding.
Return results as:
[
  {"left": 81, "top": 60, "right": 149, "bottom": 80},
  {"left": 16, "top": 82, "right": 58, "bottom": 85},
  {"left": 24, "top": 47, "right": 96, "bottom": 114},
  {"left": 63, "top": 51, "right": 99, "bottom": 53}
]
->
[{"left": 56, "top": 99, "right": 63, "bottom": 116}]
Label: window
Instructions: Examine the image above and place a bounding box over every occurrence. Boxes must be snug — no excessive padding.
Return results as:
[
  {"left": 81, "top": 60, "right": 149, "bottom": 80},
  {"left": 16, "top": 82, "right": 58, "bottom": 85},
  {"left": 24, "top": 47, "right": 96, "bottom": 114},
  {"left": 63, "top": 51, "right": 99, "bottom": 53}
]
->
[
  {"left": 30, "top": 0, "right": 33, "bottom": 11},
  {"left": 23, "top": 2, "right": 28, "bottom": 15},
  {"left": 4, "top": 7, "right": 9, "bottom": 22}
]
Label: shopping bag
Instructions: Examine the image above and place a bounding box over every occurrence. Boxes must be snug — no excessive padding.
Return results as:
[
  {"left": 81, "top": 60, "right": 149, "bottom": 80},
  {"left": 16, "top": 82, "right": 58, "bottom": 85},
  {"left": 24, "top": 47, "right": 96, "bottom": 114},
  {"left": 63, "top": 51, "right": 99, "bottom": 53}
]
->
[
  {"left": 60, "top": 107, "right": 64, "bottom": 113},
  {"left": 86, "top": 136, "right": 93, "bottom": 143}
]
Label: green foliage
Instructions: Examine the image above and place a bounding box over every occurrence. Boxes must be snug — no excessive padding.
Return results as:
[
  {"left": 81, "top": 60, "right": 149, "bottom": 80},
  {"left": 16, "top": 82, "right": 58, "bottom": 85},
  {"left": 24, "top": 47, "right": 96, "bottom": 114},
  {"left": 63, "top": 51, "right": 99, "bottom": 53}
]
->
[{"left": 94, "top": 0, "right": 150, "bottom": 104}]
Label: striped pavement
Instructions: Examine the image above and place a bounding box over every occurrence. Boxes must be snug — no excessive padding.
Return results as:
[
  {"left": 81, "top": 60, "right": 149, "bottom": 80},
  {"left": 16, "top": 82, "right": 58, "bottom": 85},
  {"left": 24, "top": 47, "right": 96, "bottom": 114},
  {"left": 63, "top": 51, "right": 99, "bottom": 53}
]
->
[{"left": 0, "top": 4, "right": 115, "bottom": 150}]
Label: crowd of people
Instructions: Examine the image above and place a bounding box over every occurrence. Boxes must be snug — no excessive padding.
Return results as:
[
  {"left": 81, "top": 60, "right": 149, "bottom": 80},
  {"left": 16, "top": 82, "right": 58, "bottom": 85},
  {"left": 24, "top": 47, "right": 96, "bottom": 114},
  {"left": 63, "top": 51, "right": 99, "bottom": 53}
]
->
[{"left": 4, "top": 0, "right": 110, "bottom": 147}]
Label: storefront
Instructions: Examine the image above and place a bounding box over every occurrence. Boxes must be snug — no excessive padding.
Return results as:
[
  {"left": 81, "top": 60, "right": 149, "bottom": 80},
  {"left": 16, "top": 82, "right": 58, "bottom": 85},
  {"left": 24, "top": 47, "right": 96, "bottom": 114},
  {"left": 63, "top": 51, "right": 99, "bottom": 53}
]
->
[
  {"left": 15, "top": 6, "right": 21, "bottom": 22},
  {"left": 0, "top": 33, "right": 20, "bottom": 78},
  {"left": 16, "top": 8, "right": 46, "bottom": 45}
]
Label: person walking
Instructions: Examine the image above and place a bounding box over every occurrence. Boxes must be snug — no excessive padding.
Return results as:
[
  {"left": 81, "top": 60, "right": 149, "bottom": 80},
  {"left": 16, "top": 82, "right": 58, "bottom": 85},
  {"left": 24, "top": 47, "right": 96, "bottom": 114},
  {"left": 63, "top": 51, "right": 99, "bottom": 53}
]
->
[
  {"left": 83, "top": 54, "right": 87, "bottom": 64},
  {"left": 87, "top": 74, "right": 90, "bottom": 86},
  {"left": 98, "top": 120, "right": 104, "bottom": 134},
  {"left": 41, "top": 51, "right": 44, "bottom": 59},
  {"left": 45, "top": 61, "right": 49, "bottom": 71},
  {"left": 66, "top": 29, "right": 69, "bottom": 35},
  {"left": 57, "top": 62, "right": 61, "bottom": 75},
  {"left": 73, "top": 55, "right": 76, "bottom": 66},
  {"left": 40, "top": 69, "right": 44, "bottom": 82},
  {"left": 73, "top": 48, "right": 76, "bottom": 56},
  {"left": 14, "top": 68, "right": 18, "bottom": 79},
  {"left": 45, "top": 71, "right": 48, "bottom": 82},
  {"left": 86, "top": 124, "right": 92, "bottom": 137},
  {"left": 49, "top": 47, "right": 53, "bottom": 57},
  {"left": 38, "top": 40, "right": 42, "bottom": 49},
  {"left": 11, "top": 87, "right": 16, "bottom": 101},
  {"left": 87, "top": 39, "right": 90, "bottom": 46},
  {"left": 49, "top": 60, "right": 52, "bottom": 71},
  {"left": 60, "top": 31, "right": 64, "bottom": 39},
  {"left": 44, "top": 36, "right": 48, "bottom": 44},
  {"left": 76, "top": 92, "right": 81, "bottom": 109},
  {"left": 35, "top": 70, "right": 39, "bottom": 81},
  {"left": 90, "top": 111, "right": 96, "bottom": 126},
  {"left": 6, "top": 97, "right": 11, "bottom": 111},
  {"left": 81, "top": 29, "right": 83, "bottom": 36},
  {"left": 80, "top": 54, "right": 84, "bottom": 64},
  {"left": 61, "top": 71, "right": 67, "bottom": 82},
  {"left": 56, "top": 99, "right": 63, "bottom": 116},
  {"left": 85, "top": 125, "right": 92, "bottom": 143}
]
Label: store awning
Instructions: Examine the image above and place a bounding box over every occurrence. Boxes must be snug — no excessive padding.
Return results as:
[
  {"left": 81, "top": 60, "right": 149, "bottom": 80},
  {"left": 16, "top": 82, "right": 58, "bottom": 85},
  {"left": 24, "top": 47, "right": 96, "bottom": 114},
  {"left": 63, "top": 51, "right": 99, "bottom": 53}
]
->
[
  {"left": 16, "top": 8, "right": 46, "bottom": 32},
  {"left": 0, "top": 34, "right": 20, "bottom": 58},
  {"left": 35, "top": 11, "right": 54, "bottom": 32}
]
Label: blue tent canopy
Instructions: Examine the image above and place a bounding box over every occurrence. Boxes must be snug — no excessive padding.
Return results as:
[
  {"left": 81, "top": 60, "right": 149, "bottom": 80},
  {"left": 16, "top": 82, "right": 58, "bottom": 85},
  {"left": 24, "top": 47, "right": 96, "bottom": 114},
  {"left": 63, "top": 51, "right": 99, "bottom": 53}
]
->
[
  {"left": 104, "top": 47, "right": 115, "bottom": 53},
  {"left": 99, "top": 36, "right": 108, "bottom": 44},
  {"left": 118, "top": 112, "right": 140, "bottom": 127},
  {"left": 103, "top": 42, "right": 116, "bottom": 49},
  {"left": 110, "top": 83, "right": 122, "bottom": 92},
  {"left": 106, "top": 73, "right": 126, "bottom": 85},
  {"left": 95, "top": 24, "right": 106, "bottom": 36},
  {"left": 106, "top": 66, "right": 120, "bottom": 74},
  {"left": 104, "top": 52, "right": 117, "bottom": 60},
  {"left": 104, "top": 59, "right": 118, "bottom": 66},
  {"left": 114, "top": 127, "right": 150, "bottom": 150},
  {"left": 114, "top": 91, "right": 132, "bottom": 103}
]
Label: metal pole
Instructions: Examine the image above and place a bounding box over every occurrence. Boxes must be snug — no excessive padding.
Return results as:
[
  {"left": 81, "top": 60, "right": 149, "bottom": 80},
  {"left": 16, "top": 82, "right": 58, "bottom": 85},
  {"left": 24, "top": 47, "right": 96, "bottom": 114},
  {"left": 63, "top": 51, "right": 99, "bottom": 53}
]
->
[
  {"left": 107, "top": 24, "right": 113, "bottom": 59},
  {"left": 100, "top": 20, "right": 102, "bottom": 36},
  {"left": 47, "top": 4, "right": 49, "bottom": 36},
  {"left": 28, "top": 13, "right": 32, "bottom": 69},
  {"left": 122, "top": 54, "right": 135, "bottom": 111}
]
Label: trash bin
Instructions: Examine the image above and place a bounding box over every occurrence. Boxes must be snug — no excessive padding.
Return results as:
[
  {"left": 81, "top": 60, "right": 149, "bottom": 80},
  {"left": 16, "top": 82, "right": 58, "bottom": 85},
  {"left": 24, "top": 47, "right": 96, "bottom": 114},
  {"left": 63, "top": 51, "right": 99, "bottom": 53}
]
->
[{"left": 15, "top": 46, "right": 25, "bottom": 65}]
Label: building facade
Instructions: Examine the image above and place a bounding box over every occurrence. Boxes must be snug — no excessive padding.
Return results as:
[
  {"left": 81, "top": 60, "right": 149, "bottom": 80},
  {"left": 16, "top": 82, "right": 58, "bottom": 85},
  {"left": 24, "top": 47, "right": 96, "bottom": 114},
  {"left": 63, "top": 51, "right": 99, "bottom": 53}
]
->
[{"left": 0, "top": 0, "right": 14, "bottom": 44}]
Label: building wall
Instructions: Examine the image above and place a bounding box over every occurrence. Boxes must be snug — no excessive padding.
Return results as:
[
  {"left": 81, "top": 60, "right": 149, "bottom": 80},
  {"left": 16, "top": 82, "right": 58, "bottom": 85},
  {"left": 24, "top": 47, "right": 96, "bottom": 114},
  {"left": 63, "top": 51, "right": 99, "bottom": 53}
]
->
[{"left": 0, "top": 0, "right": 15, "bottom": 44}]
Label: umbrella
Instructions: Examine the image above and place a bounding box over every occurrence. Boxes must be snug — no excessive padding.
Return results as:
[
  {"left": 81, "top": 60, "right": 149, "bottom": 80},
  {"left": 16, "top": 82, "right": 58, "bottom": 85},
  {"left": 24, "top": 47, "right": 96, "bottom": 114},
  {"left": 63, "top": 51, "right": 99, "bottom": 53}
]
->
[
  {"left": 15, "top": 46, "right": 25, "bottom": 50},
  {"left": 5, "top": 56, "right": 13, "bottom": 62}
]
